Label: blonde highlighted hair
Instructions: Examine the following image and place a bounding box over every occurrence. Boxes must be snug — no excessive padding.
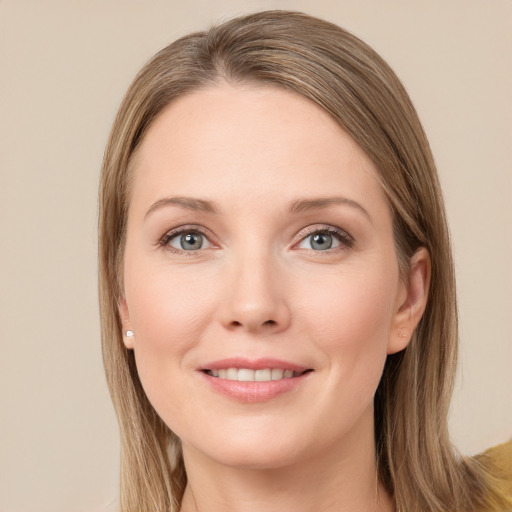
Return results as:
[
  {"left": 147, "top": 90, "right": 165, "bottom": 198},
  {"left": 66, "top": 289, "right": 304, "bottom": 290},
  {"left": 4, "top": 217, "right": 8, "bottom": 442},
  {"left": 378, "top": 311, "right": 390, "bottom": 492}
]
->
[{"left": 98, "top": 10, "right": 511, "bottom": 511}]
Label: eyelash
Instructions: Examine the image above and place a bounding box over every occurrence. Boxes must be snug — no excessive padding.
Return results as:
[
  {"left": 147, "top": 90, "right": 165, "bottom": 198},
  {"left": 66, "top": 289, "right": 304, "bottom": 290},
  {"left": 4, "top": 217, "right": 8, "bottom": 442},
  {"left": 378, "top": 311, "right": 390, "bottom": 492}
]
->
[
  {"left": 296, "top": 225, "right": 354, "bottom": 252},
  {"left": 158, "top": 224, "right": 354, "bottom": 254},
  {"left": 159, "top": 225, "right": 213, "bottom": 256}
]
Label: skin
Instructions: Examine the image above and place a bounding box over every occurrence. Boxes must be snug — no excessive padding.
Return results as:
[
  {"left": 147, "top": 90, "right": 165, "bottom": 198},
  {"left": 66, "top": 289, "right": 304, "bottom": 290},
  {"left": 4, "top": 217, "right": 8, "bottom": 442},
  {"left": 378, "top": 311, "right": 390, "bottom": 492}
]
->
[{"left": 119, "top": 83, "right": 430, "bottom": 512}]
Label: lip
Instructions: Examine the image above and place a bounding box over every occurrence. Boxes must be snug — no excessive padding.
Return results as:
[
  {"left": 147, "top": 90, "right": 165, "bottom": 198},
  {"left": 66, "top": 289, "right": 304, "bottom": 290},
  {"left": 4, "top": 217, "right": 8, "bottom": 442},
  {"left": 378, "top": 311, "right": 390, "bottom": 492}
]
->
[
  {"left": 198, "top": 357, "right": 313, "bottom": 403},
  {"left": 201, "top": 357, "right": 309, "bottom": 373}
]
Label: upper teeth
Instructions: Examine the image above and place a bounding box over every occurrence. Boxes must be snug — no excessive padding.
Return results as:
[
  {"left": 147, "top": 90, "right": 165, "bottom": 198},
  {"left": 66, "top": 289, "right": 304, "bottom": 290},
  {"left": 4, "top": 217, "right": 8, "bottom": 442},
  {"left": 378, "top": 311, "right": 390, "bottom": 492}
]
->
[{"left": 207, "top": 368, "right": 297, "bottom": 381}]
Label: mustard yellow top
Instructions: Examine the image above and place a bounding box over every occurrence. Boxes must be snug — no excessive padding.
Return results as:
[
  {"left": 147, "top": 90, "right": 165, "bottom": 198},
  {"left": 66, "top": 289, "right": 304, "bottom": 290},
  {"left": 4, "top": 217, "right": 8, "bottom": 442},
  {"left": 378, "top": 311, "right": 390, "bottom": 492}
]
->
[{"left": 474, "top": 440, "right": 512, "bottom": 510}]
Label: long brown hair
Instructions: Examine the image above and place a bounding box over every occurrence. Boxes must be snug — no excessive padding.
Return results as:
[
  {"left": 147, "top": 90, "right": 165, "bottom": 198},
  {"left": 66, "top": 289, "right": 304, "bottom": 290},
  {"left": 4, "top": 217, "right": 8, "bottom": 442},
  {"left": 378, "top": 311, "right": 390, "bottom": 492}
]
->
[{"left": 98, "top": 10, "right": 511, "bottom": 511}]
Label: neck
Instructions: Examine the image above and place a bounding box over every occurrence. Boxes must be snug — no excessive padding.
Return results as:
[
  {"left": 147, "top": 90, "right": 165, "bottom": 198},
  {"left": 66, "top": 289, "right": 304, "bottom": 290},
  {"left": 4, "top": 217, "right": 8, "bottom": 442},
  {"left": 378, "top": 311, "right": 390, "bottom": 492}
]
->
[{"left": 179, "top": 407, "right": 394, "bottom": 512}]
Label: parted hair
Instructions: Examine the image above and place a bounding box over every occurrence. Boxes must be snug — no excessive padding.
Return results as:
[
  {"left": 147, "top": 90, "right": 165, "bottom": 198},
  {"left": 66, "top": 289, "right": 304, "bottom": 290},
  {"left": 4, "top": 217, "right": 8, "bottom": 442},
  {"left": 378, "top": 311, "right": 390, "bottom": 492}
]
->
[{"left": 98, "top": 10, "right": 511, "bottom": 512}]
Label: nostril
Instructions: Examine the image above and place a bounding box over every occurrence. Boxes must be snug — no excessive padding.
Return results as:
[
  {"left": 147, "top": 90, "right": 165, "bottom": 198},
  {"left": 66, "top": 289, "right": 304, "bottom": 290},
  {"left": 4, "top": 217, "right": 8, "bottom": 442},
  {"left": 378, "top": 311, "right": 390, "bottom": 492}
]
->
[
  {"left": 227, "top": 317, "right": 284, "bottom": 331},
  {"left": 230, "top": 320, "right": 276, "bottom": 327}
]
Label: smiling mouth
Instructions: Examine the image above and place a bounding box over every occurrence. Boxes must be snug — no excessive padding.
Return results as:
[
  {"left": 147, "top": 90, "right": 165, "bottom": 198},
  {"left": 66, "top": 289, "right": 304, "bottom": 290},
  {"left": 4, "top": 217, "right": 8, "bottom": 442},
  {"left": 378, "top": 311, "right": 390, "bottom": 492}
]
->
[{"left": 203, "top": 368, "right": 312, "bottom": 382}]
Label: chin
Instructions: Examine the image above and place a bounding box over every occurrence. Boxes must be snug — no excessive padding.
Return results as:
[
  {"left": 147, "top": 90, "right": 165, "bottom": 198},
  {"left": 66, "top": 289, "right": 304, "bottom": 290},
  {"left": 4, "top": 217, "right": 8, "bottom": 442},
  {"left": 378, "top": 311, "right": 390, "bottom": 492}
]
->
[
  {"left": 206, "top": 444, "right": 303, "bottom": 470},
  {"left": 182, "top": 425, "right": 310, "bottom": 470}
]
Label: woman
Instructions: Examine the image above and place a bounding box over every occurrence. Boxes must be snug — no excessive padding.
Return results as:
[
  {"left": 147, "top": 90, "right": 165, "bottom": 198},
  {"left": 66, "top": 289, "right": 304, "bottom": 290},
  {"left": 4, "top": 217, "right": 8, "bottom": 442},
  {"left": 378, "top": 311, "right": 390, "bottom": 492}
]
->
[{"left": 98, "top": 10, "right": 511, "bottom": 512}]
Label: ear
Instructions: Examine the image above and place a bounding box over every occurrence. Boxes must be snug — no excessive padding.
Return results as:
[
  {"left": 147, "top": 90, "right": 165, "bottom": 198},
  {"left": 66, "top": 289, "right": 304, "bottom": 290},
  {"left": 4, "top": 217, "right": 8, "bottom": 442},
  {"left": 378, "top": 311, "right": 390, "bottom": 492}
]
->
[
  {"left": 118, "top": 297, "right": 135, "bottom": 349},
  {"left": 387, "top": 247, "right": 431, "bottom": 354}
]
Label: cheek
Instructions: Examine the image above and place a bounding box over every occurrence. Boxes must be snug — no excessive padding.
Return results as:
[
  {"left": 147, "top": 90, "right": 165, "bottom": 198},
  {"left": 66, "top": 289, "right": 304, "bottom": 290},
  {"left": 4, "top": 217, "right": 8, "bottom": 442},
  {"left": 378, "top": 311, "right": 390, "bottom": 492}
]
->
[
  {"left": 122, "top": 258, "right": 219, "bottom": 407},
  {"left": 300, "top": 266, "right": 397, "bottom": 370},
  {"left": 125, "top": 257, "right": 216, "bottom": 348}
]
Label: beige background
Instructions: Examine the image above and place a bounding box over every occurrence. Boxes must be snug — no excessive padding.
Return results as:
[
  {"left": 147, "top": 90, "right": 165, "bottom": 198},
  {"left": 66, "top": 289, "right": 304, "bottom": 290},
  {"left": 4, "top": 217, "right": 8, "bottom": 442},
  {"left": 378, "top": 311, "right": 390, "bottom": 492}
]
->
[{"left": 0, "top": 1, "right": 510, "bottom": 510}]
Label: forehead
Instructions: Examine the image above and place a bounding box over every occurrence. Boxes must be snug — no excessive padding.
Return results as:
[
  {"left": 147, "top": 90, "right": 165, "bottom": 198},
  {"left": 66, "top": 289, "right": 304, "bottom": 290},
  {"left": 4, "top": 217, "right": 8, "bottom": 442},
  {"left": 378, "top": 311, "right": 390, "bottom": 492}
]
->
[{"left": 129, "top": 83, "right": 386, "bottom": 215}]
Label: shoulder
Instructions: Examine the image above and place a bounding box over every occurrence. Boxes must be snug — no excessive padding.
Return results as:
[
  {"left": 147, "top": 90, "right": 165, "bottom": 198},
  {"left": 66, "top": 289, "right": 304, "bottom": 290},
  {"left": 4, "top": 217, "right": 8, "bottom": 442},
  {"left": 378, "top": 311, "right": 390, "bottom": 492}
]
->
[
  {"left": 474, "top": 440, "right": 512, "bottom": 510},
  {"left": 475, "top": 440, "right": 512, "bottom": 483}
]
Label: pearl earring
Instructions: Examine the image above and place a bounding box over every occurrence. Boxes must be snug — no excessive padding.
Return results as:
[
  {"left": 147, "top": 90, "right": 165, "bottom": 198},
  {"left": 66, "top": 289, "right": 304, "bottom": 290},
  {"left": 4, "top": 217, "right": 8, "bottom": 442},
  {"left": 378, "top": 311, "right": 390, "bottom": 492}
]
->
[{"left": 126, "top": 330, "right": 134, "bottom": 337}]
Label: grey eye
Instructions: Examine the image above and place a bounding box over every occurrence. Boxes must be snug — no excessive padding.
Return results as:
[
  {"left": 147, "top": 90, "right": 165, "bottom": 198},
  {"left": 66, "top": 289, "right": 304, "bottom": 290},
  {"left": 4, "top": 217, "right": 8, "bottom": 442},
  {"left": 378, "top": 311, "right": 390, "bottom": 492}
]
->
[
  {"left": 169, "top": 232, "right": 209, "bottom": 251},
  {"left": 310, "top": 233, "right": 333, "bottom": 250},
  {"left": 298, "top": 232, "right": 341, "bottom": 251}
]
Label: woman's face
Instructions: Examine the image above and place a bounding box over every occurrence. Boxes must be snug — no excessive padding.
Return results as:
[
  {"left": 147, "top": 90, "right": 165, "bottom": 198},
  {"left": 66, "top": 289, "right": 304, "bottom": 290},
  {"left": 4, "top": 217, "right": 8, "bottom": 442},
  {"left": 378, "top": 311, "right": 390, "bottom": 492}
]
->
[{"left": 120, "top": 83, "right": 427, "bottom": 469}]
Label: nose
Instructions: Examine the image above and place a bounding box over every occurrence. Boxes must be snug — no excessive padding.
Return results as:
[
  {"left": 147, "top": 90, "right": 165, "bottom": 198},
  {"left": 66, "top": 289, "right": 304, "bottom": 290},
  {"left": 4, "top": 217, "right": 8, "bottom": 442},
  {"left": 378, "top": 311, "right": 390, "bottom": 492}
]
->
[{"left": 217, "top": 253, "right": 291, "bottom": 335}]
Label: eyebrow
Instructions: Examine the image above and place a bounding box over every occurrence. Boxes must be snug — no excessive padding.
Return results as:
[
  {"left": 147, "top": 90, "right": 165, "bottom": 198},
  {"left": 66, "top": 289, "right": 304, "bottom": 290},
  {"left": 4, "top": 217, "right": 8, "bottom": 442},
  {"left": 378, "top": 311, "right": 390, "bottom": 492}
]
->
[
  {"left": 288, "top": 196, "right": 372, "bottom": 222},
  {"left": 144, "top": 195, "right": 371, "bottom": 222},
  {"left": 145, "top": 196, "right": 219, "bottom": 219}
]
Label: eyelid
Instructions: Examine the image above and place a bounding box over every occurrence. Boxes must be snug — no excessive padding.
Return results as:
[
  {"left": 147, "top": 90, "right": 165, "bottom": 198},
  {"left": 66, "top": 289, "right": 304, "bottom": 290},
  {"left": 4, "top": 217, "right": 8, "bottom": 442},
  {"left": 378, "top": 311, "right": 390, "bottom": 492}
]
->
[
  {"left": 293, "top": 224, "right": 354, "bottom": 251},
  {"left": 158, "top": 224, "right": 218, "bottom": 252},
  {"left": 157, "top": 223, "right": 353, "bottom": 254}
]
